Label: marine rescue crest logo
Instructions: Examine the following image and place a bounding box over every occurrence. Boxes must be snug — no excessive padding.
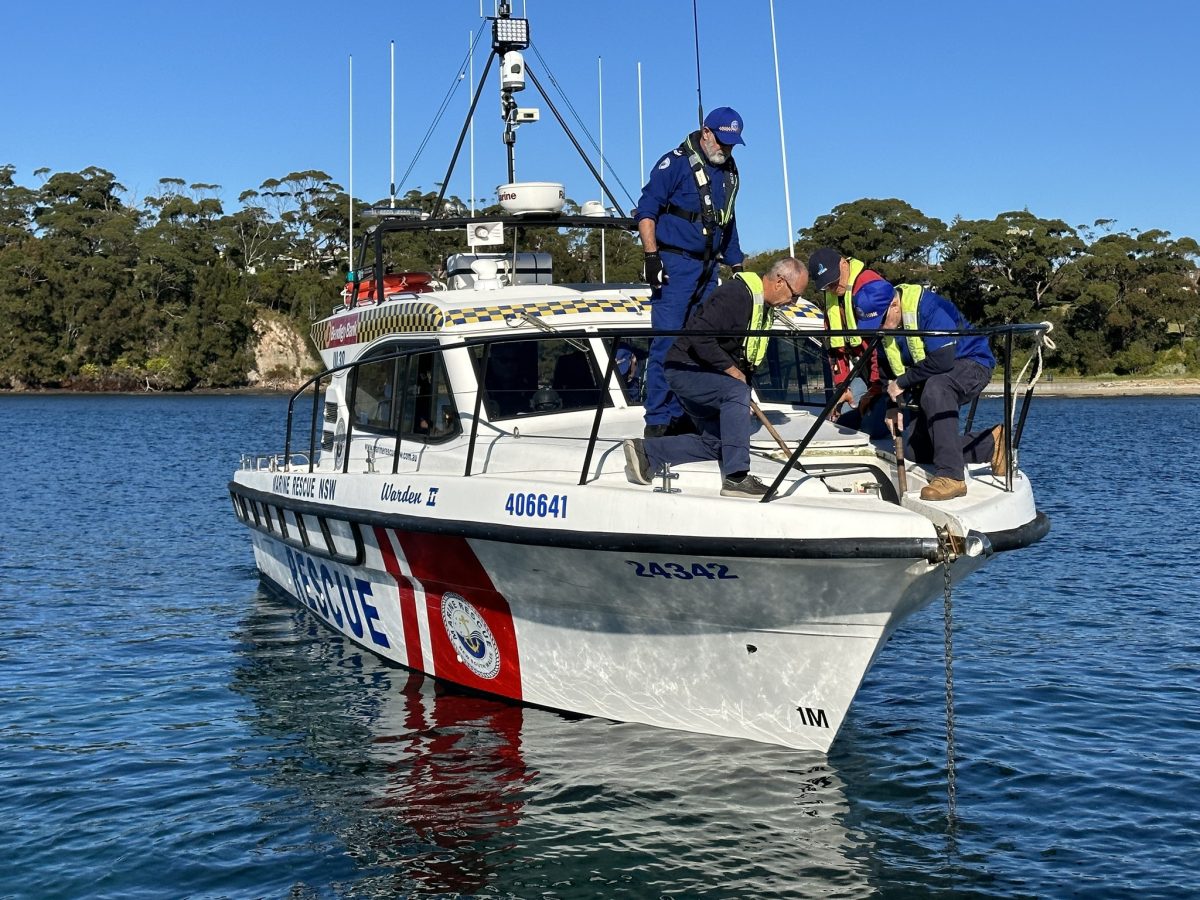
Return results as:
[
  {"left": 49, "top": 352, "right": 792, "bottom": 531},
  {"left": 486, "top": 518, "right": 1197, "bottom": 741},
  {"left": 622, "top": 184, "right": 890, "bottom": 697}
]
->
[{"left": 440, "top": 592, "right": 500, "bottom": 679}]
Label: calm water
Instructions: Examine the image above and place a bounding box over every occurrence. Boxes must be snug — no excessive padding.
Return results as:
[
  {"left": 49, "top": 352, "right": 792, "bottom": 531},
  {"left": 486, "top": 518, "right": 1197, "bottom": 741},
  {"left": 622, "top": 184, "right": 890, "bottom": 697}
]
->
[{"left": 2, "top": 393, "right": 1198, "bottom": 898}]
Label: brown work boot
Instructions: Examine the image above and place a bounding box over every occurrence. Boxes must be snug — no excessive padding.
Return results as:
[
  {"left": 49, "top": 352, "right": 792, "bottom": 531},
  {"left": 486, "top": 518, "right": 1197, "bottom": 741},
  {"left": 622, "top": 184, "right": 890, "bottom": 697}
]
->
[
  {"left": 920, "top": 476, "right": 967, "bottom": 501},
  {"left": 990, "top": 424, "right": 1008, "bottom": 477}
]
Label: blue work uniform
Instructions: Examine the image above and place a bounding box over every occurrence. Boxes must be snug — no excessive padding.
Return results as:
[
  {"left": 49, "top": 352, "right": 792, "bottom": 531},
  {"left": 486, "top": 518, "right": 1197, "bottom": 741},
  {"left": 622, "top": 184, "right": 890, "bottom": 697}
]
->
[
  {"left": 871, "top": 284, "right": 998, "bottom": 480},
  {"left": 636, "top": 132, "right": 744, "bottom": 427}
]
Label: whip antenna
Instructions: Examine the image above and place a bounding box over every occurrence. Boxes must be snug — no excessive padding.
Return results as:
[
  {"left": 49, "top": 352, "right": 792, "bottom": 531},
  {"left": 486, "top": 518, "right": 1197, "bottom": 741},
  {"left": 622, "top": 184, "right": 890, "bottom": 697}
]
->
[{"left": 692, "top": 0, "right": 704, "bottom": 128}]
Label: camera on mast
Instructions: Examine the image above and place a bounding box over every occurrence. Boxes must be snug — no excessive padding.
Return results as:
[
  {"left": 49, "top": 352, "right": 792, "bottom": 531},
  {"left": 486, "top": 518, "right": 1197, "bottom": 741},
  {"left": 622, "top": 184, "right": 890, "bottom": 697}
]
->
[{"left": 501, "top": 50, "right": 526, "bottom": 92}]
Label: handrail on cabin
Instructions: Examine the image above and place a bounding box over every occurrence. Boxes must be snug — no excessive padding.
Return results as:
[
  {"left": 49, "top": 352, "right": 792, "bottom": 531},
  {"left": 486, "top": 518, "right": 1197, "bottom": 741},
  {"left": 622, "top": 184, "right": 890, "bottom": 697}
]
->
[{"left": 280, "top": 322, "right": 1051, "bottom": 502}]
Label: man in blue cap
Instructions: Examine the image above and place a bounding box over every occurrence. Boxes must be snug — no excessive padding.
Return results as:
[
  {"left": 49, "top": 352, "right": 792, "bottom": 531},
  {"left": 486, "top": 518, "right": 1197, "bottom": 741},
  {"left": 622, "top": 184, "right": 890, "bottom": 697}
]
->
[
  {"left": 635, "top": 106, "right": 746, "bottom": 438},
  {"left": 853, "top": 280, "right": 1008, "bottom": 501}
]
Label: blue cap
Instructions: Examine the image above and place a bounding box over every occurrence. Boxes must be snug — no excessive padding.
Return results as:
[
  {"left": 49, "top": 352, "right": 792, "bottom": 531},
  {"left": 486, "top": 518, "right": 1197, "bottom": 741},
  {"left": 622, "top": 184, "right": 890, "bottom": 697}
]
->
[
  {"left": 807, "top": 247, "right": 841, "bottom": 291},
  {"left": 852, "top": 280, "right": 896, "bottom": 330},
  {"left": 703, "top": 107, "right": 745, "bottom": 146}
]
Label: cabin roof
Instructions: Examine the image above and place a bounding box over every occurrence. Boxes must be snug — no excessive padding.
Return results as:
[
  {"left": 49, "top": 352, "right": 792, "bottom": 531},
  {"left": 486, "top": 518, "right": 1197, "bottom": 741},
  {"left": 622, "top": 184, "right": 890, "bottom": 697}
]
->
[{"left": 312, "top": 285, "right": 824, "bottom": 351}]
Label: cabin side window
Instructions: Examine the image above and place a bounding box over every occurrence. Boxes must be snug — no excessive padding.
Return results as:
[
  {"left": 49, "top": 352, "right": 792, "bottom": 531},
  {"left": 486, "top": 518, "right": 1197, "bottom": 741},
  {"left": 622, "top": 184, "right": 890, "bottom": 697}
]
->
[
  {"left": 352, "top": 342, "right": 460, "bottom": 442},
  {"left": 470, "top": 337, "right": 613, "bottom": 420}
]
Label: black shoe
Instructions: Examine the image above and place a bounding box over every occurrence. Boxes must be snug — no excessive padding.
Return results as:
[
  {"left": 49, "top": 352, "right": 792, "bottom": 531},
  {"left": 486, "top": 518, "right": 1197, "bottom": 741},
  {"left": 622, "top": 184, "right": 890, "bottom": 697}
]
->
[
  {"left": 720, "top": 473, "right": 769, "bottom": 498},
  {"left": 665, "top": 415, "right": 698, "bottom": 436},
  {"left": 623, "top": 439, "right": 653, "bottom": 485},
  {"left": 644, "top": 423, "right": 669, "bottom": 438}
]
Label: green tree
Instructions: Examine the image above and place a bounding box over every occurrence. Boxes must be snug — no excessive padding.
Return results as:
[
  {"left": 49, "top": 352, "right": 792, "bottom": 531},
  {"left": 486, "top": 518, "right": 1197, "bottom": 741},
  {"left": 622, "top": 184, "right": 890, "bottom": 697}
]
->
[
  {"left": 33, "top": 167, "right": 141, "bottom": 377},
  {"left": 1054, "top": 228, "right": 1200, "bottom": 373},
  {"left": 800, "top": 198, "right": 947, "bottom": 284},
  {"left": 938, "top": 210, "right": 1084, "bottom": 326},
  {"left": 173, "top": 263, "right": 255, "bottom": 387}
]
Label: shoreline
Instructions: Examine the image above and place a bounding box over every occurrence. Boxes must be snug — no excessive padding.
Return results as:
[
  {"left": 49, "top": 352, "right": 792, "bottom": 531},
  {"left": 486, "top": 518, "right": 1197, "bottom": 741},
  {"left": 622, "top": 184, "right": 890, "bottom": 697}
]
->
[
  {"left": 982, "top": 377, "right": 1200, "bottom": 398},
  {"left": 6, "top": 378, "right": 1200, "bottom": 399}
]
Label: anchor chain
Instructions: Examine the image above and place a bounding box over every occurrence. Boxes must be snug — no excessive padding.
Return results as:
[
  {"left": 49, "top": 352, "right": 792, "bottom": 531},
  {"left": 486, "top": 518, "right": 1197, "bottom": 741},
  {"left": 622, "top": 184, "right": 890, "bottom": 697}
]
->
[{"left": 938, "top": 527, "right": 958, "bottom": 822}]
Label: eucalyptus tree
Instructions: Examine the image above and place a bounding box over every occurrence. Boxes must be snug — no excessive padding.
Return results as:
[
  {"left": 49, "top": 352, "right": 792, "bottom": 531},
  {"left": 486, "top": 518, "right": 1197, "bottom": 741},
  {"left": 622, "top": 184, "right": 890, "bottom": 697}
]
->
[
  {"left": 217, "top": 191, "right": 287, "bottom": 274},
  {"left": 800, "top": 198, "right": 947, "bottom": 284},
  {"left": 1055, "top": 228, "right": 1200, "bottom": 374},
  {"left": 0, "top": 165, "right": 41, "bottom": 386},
  {"left": 938, "top": 210, "right": 1084, "bottom": 326},
  {"left": 30, "top": 167, "right": 141, "bottom": 379},
  {"left": 255, "top": 170, "right": 349, "bottom": 272}
]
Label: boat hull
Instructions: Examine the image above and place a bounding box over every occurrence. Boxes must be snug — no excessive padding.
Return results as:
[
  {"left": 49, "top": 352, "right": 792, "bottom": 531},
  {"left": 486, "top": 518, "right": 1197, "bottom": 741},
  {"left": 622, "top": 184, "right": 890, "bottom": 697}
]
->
[{"left": 246, "top": 518, "right": 984, "bottom": 751}]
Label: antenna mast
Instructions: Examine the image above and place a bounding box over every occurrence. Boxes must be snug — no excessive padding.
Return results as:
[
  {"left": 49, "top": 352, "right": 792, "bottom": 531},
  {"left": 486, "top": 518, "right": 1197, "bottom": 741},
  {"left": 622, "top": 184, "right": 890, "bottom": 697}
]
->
[
  {"left": 389, "top": 42, "right": 395, "bottom": 208},
  {"left": 598, "top": 55, "right": 606, "bottom": 283},
  {"left": 692, "top": 0, "right": 704, "bottom": 128},
  {"left": 769, "top": 0, "right": 794, "bottom": 256}
]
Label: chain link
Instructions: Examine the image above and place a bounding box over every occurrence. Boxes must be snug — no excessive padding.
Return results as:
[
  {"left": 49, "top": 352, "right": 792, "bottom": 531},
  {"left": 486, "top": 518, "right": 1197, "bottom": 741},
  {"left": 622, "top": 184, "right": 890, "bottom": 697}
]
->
[{"left": 939, "top": 527, "right": 958, "bottom": 822}]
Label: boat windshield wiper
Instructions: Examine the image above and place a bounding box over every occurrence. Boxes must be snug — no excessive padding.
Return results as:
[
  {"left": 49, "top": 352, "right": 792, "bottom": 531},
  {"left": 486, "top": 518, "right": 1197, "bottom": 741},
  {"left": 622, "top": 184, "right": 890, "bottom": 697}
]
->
[{"left": 506, "top": 311, "right": 589, "bottom": 352}]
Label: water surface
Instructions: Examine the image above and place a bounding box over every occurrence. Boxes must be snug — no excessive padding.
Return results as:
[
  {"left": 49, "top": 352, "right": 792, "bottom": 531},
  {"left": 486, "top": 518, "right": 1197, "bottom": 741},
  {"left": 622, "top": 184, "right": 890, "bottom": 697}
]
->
[{"left": 1, "top": 394, "right": 1197, "bottom": 898}]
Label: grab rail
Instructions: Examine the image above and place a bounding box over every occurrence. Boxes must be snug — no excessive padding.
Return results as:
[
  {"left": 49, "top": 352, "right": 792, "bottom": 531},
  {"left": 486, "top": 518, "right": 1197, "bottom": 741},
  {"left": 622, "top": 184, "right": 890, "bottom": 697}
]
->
[{"left": 279, "top": 321, "right": 1052, "bottom": 503}]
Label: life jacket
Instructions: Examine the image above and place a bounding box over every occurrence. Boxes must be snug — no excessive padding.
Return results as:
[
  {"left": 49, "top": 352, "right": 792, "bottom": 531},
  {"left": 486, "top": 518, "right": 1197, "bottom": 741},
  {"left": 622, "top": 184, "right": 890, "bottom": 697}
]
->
[
  {"left": 668, "top": 134, "right": 739, "bottom": 268},
  {"left": 823, "top": 257, "right": 865, "bottom": 349},
  {"left": 882, "top": 283, "right": 927, "bottom": 376},
  {"left": 734, "top": 272, "right": 771, "bottom": 368}
]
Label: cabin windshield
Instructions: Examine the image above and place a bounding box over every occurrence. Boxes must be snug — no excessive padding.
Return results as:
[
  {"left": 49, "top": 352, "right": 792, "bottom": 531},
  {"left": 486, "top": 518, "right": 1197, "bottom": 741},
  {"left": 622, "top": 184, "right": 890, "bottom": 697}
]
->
[
  {"left": 471, "top": 337, "right": 613, "bottom": 420},
  {"left": 752, "top": 336, "right": 828, "bottom": 406},
  {"left": 352, "top": 342, "right": 460, "bottom": 441}
]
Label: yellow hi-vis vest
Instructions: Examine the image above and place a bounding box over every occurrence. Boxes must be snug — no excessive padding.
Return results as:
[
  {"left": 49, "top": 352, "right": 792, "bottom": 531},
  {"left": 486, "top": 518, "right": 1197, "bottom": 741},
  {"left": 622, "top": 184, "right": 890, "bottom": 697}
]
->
[
  {"left": 824, "top": 257, "right": 865, "bottom": 349},
  {"left": 882, "top": 284, "right": 927, "bottom": 377},
  {"left": 734, "top": 272, "right": 770, "bottom": 368}
]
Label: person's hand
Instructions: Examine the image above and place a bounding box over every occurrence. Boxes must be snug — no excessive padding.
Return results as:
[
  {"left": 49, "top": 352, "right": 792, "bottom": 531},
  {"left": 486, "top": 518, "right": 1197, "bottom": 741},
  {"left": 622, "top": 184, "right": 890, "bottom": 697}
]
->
[
  {"left": 886, "top": 380, "right": 904, "bottom": 402},
  {"left": 642, "top": 252, "right": 667, "bottom": 287},
  {"left": 885, "top": 407, "right": 903, "bottom": 436},
  {"left": 725, "top": 366, "right": 747, "bottom": 383},
  {"left": 829, "top": 388, "right": 853, "bottom": 421}
]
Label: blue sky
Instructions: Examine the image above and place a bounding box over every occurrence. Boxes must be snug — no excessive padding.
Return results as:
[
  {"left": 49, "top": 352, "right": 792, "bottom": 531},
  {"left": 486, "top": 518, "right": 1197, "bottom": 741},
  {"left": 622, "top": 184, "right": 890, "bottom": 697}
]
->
[{"left": 2, "top": 0, "right": 1196, "bottom": 254}]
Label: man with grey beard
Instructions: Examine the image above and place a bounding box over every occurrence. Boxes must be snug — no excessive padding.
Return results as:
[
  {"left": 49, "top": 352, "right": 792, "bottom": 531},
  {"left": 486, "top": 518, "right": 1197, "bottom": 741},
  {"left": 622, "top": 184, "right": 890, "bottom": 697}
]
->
[{"left": 635, "top": 106, "right": 746, "bottom": 438}]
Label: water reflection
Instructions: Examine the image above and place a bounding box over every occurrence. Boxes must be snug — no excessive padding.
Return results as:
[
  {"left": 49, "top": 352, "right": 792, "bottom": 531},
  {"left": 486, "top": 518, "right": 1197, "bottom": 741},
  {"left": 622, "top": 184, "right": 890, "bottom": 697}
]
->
[{"left": 233, "top": 589, "right": 877, "bottom": 897}]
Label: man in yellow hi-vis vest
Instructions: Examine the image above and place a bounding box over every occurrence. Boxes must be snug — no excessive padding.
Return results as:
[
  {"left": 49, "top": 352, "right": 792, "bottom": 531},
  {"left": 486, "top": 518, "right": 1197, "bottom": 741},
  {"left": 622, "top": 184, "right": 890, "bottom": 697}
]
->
[
  {"left": 807, "top": 247, "right": 890, "bottom": 438},
  {"left": 622, "top": 258, "right": 807, "bottom": 499},
  {"left": 853, "top": 281, "right": 1009, "bottom": 501}
]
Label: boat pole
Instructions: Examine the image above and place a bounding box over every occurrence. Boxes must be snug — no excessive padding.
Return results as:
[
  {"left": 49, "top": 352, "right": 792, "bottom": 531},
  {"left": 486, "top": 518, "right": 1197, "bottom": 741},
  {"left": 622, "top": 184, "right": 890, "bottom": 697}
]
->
[
  {"left": 893, "top": 406, "right": 908, "bottom": 495},
  {"left": 751, "top": 401, "right": 790, "bottom": 457}
]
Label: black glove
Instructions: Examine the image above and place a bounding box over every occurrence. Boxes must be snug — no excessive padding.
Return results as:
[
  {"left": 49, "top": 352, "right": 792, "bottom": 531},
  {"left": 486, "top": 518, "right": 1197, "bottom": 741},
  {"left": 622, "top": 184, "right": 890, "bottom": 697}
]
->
[
  {"left": 730, "top": 263, "right": 744, "bottom": 274},
  {"left": 642, "top": 252, "right": 667, "bottom": 288}
]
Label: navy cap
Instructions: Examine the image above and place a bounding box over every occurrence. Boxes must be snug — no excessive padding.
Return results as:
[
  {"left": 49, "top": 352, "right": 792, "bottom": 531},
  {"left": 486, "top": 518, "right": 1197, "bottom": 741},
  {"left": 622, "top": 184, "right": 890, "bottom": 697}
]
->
[
  {"left": 703, "top": 107, "right": 746, "bottom": 146},
  {"left": 852, "top": 280, "right": 896, "bottom": 330},
  {"left": 807, "top": 247, "right": 842, "bottom": 291}
]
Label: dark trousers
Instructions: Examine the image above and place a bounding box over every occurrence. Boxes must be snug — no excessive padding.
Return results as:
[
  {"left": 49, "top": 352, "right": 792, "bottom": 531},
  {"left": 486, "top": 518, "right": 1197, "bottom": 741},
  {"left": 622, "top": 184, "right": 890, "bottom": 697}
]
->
[
  {"left": 643, "top": 365, "right": 752, "bottom": 479},
  {"left": 643, "top": 253, "right": 718, "bottom": 426},
  {"left": 905, "top": 359, "right": 995, "bottom": 480}
]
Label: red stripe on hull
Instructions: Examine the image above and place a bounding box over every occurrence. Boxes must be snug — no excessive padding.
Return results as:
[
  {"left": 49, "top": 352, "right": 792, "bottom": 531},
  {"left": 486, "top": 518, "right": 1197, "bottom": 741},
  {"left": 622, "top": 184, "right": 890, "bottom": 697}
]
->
[
  {"left": 395, "top": 531, "right": 524, "bottom": 700},
  {"left": 373, "top": 525, "right": 424, "bottom": 670}
]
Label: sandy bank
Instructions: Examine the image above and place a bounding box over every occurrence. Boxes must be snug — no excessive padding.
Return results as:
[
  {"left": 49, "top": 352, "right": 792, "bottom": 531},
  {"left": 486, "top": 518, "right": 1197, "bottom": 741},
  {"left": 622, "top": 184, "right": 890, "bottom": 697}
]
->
[{"left": 984, "top": 378, "right": 1200, "bottom": 398}]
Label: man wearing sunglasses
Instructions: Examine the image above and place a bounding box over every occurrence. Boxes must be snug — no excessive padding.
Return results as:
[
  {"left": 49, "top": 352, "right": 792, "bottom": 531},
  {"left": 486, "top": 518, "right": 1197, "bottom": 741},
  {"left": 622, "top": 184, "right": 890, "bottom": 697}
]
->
[
  {"left": 635, "top": 106, "right": 747, "bottom": 439},
  {"left": 623, "top": 258, "right": 807, "bottom": 499}
]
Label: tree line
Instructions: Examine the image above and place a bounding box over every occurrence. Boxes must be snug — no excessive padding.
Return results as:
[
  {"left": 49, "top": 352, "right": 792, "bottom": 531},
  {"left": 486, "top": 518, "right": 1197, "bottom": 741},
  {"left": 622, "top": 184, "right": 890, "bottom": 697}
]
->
[
  {"left": 748, "top": 199, "right": 1200, "bottom": 377},
  {"left": 1, "top": 164, "right": 1196, "bottom": 390}
]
